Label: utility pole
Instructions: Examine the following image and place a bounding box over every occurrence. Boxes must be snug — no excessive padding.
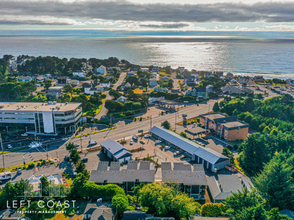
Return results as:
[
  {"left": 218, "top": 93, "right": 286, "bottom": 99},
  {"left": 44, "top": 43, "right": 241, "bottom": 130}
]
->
[
  {"left": 0, "top": 133, "right": 4, "bottom": 168},
  {"left": 175, "top": 111, "right": 176, "bottom": 131},
  {"left": 80, "top": 136, "right": 82, "bottom": 151},
  {"left": 150, "top": 115, "right": 152, "bottom": 130}
]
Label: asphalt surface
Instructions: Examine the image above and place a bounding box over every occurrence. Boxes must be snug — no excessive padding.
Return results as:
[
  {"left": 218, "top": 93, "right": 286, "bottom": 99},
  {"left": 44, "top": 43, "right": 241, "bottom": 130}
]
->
[{"left": 0, "top": 99, "right": 219, "bottom": 168}]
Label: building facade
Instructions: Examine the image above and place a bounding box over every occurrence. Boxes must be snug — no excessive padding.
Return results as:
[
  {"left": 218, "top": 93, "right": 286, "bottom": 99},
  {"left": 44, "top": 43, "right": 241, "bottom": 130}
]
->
[{"left": 0, "top": 102, "right": 82, "bottom": 134}]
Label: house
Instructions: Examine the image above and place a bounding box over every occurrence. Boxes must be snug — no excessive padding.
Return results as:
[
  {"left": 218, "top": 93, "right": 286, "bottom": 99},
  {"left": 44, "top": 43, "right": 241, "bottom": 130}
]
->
[
  {"left": 181, "top": 84, "right": 188, "bottom": 91},
  {"left": 116, "top": 96, "right": 128, "bottom": 104},
  {"left": 83, "top": 81, "right": 94, "bottom": 94},
  {"left": 186, "top": 87, "right": 207, "bottom": 98},
  {"left": 161, "top": 76, "right": 170, "bottom": 81},
  {"left": 207, "top": 174, "right": 251, "bottom": 203},
  {"left": 87, "top": 85, "right": 104, "bottom": 95},
  {"left": 238, "top": 76, "right": 247, "bottom": 84},
  {"left": 107, "top": 67, "right": 121, "bottom": 71},
  {"left": 149, "top": 79, "right": 158, "bottom": 87},
  {"left": 35, "top": 76, "right": 45, "bottom": 82},
  {"left": 199, "top": 113, "right": 249, "bottom": 141},
  {"left": 253, "top": 75, "right": 264, "bottom": 82},
  {"left": 73, "top": 71, "right": 86, "bottom": 78},
  {"left": 100, "top": 81, "right": 111, "bottom": 88},
  {"left": 286, "top": 79, "right": 294, "bottom": 87},
  {"left": 150, "top": 126, "right": 230, "bottom": 172},
  {"left": 68, "top": 79, "right": 80, "bottom": 87},
  {"left": 46, "top": 86, "right": 64, "bottom": 99},
  {"left": 206, "top": 85, "right": 214, "bottom": 93},
  {"left": 0, "top": 209, "right": 23, "bottom": 220},
  {"left": 121, "top": 82, "right": 131, "bottom": 91},
  {"left": 154, "top": 86, "right": 169, "bottom": 93},
  {"left": 90, "top": 161, "right": 155, "bottom": 194},
  {"left": 127, "top": 72, "right": 137, "bottom": 77},
  {"left": 148, "top": 96, "right": 165, "bottom": 105},
  {"left": 84, "top": 204, "right": 114, "bottom": 220},
  {"left": 184, "top": 75, "right": 196, "bottom": 84},
  {"left": 123, "top": 211, "right": 146, "bottom": 220},
  {"left": 191, "top": 71, "right": 199, "bottom": 80},
  {"left": 150, "top": 72, "right": 159, "bottom": 79},
  {"left": 96, "top": 65, "right": 107, "bottom": 75},
  {"left": 105, "top": 75, "right": 114, "bottom": 80},
  {"left": 18, "top": 76, "right": 32, "bottom": 82},
  {"left": 226, "top": 72, "right": 234, "bottom": 80},
  {"left": 100, "top": 139, "right": 132, "bottom": 163},
  {"left": 222, "top": 84, "right": 253, "bottom": 95},
  {"left": 161, "top": 162, "right": 207, "bottom": 200},
  {"left": 57, "top": 76, "right": 69, "bottom": 85},
  {"left": 141, "top": 67, "right": 149, "bottom": 72},
  {"left": 178, "top": 67, "right": 185, "bottom": 74},
  {"left": 152, "top": 66, "right": 159, "bottom": 73},
  {"left": 213, "top": 71, "right": 224, "bottom": 77}
]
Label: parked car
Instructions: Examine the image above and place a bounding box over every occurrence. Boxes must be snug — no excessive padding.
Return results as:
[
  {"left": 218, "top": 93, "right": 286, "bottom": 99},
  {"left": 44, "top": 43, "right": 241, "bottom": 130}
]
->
[
  {"left": 89, "top": 140, "right": 97, "bottom": 145},
  {"left": 82, "top": 157, "right": 88, "bottom": 163},
  {"left": 17, "top": 169, "right": 22, "bottom": 175},
  {"left": 144, "top": 134, "right": 151, "bottom": 138},
  {"left": 140, "top": 140, "right": 145, "bottom": 144},
  {"left": 130, "top": 140, "right": 133, "bottom": 145},
  {"left": 155, "top": 140, "right": 162, "bottom": 145},
  {"left": 64, "top": 156, "right": 70, "bottom": 161},
  {"left": 7, "top": 144, "right": 12, "bottom": 149},
  {"left": 132, "top": 135, "right": 138, "bottom": 140},
  {"left": 73, "top": 171, "right": 77, "bottom": 177},
  {"left": 21, "top": 133, "right": 28, "bottom": 137}
]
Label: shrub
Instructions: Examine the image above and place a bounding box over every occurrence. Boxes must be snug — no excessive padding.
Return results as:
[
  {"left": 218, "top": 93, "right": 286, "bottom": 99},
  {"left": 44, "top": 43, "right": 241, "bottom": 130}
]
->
[{"left": 201, "top": 203, "right": 226, "bottom": 217}]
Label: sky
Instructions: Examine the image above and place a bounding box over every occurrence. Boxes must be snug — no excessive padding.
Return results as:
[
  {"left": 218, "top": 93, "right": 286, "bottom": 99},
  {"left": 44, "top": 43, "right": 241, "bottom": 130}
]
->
[{"left": 1, "top": 0, "right": 294, "bottom": 31}]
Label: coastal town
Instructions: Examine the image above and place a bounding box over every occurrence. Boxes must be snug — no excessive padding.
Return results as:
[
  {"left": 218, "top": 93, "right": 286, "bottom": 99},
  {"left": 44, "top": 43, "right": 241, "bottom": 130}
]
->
[{"left": 0, "top": 54, "right": 293, "bottom": 220}]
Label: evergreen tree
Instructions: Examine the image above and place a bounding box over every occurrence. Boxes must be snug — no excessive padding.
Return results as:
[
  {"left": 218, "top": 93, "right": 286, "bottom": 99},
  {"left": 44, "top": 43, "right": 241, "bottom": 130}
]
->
[{"left": 213, "top": 102, "right": 220, "bottom": 112}]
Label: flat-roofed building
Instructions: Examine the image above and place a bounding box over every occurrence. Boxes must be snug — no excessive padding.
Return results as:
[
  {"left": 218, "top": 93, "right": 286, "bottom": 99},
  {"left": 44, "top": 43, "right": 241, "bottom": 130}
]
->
[
  {"left": 89, "top": 161, "right": 155, "bottom": 194},
  {"left": 0, "top": 102, "right": 82, "bottom": 134},
  {"left": 161, "top": 162, "right": 207, "bottom": 200},
  {"left": 199, "top": 113, "right": 249, "bottom": 141}
]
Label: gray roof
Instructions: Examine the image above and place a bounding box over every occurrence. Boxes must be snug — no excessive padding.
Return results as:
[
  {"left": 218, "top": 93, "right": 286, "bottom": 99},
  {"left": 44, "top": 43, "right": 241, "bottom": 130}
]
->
[
  {"left": 84, "top": 204, "right": 113, "bottom": 220},
  {"left": 150, "top": 126, "right": 229, "bottom": 165},
  {"left": 161, "top": 162, "right": 207, "bottom": 186},
  {"left": 207, "top": 175, "right": 244, "bottom": 201},
  {"left": 97, "top": 162, "right": 109, "bottom": 170},
  {"left": 110, "top": 162, "right": 120, "bottom": 171},
  {"left": 128, "top": 161, "right": 138, "bottom": 170},
  {"left": 114, "top": 149, "right": 132, "bottom": 160},
  {"left": 194, "top": 147, "right": 228, "bottom": 164},
  {"left": 101, "top": 139, "right": 126, "bottom": 155},
  {"left": 0, "top": 209, "right": 22, "bottom": 220},
  {"left": 123, "top": 211, "right": 146, "bottom": 220},
  {"left": 90, "top": 161, "right": 155, "bottom": 183},
  {"left": 139, "top": 161, "right": 151, "bottom": 170},
  {"left": 150, "top": 126, "right": 201, "bottom": 154}
]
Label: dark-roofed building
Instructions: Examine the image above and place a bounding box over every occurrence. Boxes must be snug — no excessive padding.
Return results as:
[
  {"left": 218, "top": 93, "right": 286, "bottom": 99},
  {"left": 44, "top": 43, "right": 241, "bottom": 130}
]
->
[
  {"left": 123, "top": 211, "right": 146, "bottom": 220},
  {"left": 207, "top": 174, "right": 245, "bottom": 203},
  {"left": 222, "top": 84, "right": 253, "bottom": 95},
  {"left": 57, "top": 76, "right": 68, "bottom": 85},
  {"left": 84, "top": 204, "right": 114, "bottom": 220},
  {"left": 184, "top": 75, "right": 196, "bottom": 84},
  {"left": 186, "top": 87, "right": 207, "bottom": 98},
  {"left": 279, "top": 209, "right": 294, "bottom": 220},
  {"left": 150, "top": 126, "right": 230, "bottom": 172},
  {"left": 162, "top": 162, "right": 207, "bottom": 200},
  {"left": 101, "top": 139, "right": 132, "bottom": 163},
  {"left": 199, "top": 113, "right": 249, "bottom": 141},
  {"left": 89, "top": 161, "right": 156, "bottom": 194}
]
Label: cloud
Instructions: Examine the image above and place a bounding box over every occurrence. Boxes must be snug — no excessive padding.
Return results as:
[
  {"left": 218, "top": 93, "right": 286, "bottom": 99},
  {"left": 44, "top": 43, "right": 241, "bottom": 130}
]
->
[
  {"left": 139, "top": 23, "right": 190, "bottom": 28},
  {"left": 0, "top": 20, "right": 70, "bottom": 26},
  {"left": 0, "top": 0, "right": 294, "bottom": 24}
]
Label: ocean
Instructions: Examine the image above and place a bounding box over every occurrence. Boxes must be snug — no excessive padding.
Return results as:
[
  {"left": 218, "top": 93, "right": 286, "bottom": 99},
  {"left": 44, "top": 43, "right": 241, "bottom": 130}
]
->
[{"left": 1, "top": 30, "right": 294, "bottom": 78}]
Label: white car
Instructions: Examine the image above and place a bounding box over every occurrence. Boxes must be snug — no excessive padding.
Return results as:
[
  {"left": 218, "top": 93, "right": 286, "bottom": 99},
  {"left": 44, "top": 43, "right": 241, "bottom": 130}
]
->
[
  {"left": 21, "top": 133, "right": 28, "bottom": 137},
  {"left": 144, "top": 134, "right": 151, "bottom": 138},
  {"left": 130, "top": 140, "right": 133, "bottom": 145},
  {"left": 7, "top": 144, "right": 12, "bottom": 149},
  {"left": 155, "top": 140, "right": 162, "bottom": 145}
]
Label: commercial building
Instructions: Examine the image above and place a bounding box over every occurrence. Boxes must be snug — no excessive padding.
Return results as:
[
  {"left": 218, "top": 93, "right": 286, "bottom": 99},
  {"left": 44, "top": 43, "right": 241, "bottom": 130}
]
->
[
  {"left": 89, "top": 161, "right": 155, "bottom": 193},
  {"left": 199, "top": 113, "right": 249, "bottom": 141},
  {"left": 0, "top": 102, "right": 82, "bottom": 134},
  {"left": 161, "top": 162, "right": 207, "bottom": 200},
  {"left": 150, "top": 126, "right": 230, "bottom": 172},
  {"left": 100, "top": 139, "right": 132, "bottom": 163}
]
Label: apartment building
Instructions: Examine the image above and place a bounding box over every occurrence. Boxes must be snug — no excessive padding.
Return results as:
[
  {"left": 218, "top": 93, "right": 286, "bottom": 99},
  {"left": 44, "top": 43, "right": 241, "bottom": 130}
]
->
[
  {"left": 199, "top": 113, "right": 249, "bottom": 141},
  {"left": 0, "top": 102, "right": 82, "bottom": 134}
]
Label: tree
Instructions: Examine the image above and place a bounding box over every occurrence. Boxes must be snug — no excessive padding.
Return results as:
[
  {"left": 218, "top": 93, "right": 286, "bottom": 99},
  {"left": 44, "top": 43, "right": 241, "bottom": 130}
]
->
[
  {"left": 172, "top": 193, "right": 201, "bottom": 219},
  {"left": 63, "top": 84, "right": 73, "bottom": 99},
  {"left": 32, "top": 94, "right": 47, "bottom": 102},
  {"left": 76, "top": 161, "right": 89, "bottom": 178},
  {"left": 213, "top": 102, "right": 220, "bottom": 112},
  {"left": 40, "top": 176, "right": 50, "bottom": 197},
  {"left": 25, "top": 201, "right": 47, "bottom": 220},
  {"left": 71, "top": 173, "right": 88, "bottom": 198},
  {"left": 180, "top": 131, "right": 187, "bottom": 138},
  {"left": 267, "top": 208, "right": 292, "bottom": 220},
  {"left": 254, "top": 154, "right": 294, "bottom": 210},
  {"left": 70, "top": 148, "right": 81, "bottom": 165},
  {"left": 66, "top": 143, "right": 76, "bottom": 151},
  {"left": 44, "top": 79, "right": 52, "bottom": 89},
  {"left": 201, "top": 203, "right": 226, "bottom": 217},
  {"left": 126, "top": 76, "right": 139, "bottom": 86},
  {"left": 162, "top": 120, "right": 171, "bottom": 130},
  {"left": 112, "top": 194, "right": 128, "bottom": 215}
]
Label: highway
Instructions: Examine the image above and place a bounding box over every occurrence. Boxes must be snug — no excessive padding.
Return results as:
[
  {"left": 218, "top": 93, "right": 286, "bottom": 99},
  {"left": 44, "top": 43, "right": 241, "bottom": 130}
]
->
[{"left": 0, "top": 99, "right": 219, "bottom": 168}]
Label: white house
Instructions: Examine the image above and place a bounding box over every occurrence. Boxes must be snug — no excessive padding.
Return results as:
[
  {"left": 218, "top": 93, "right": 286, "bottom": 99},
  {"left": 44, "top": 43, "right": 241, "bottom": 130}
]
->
[
  {"left": 96, "top": 65, "right": 107, "bottom": 75},
  {"left": 148, "top": 96, "right": 165, "bottom": 105},
  {"left": 127, "top": 72, "right": 137, "bottom": 77},
  {"left": 178, "top": 67, "right": 185, "bottom": 74},
  {"left": 116, "top": 96, "right": 128, "bottom": 104},
  {"left": 149, "top": 79, "right": 158, "bottom": 87},
  {"left": 121, "top": 82, "right": 131, "bottom": 91},
  {"left": 73, "top": 71, "right": 86, "bottom": 78},
  {"left": 18, "top": 76, "right": 33, "bottom": 82},
  {"left": 100, "top": 81, "right": 111, "bottom": 88},
  {"left": 141, "top": 67, "right": 149, "bottom": 72}
]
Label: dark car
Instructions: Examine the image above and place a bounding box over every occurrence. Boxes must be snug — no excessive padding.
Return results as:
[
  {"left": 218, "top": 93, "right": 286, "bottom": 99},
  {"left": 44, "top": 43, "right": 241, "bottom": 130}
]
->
[
  {"left": 140, "top": 140, "right": 145, "bottom": 144},
  {"left": 82, "top": 157, "right": 88, "bottom": 163},
  {"left": 64, "top": 156, "right": 70, "bottom": 161}
]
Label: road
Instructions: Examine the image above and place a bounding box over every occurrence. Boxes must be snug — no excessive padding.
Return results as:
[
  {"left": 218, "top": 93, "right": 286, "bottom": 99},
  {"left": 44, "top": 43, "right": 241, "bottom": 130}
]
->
[
  {"left": 95, "top": 72, "right": 126, "bottom": 119},
  {"left": 0, "top": 99, "right": 219, "bottom": 168}
]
